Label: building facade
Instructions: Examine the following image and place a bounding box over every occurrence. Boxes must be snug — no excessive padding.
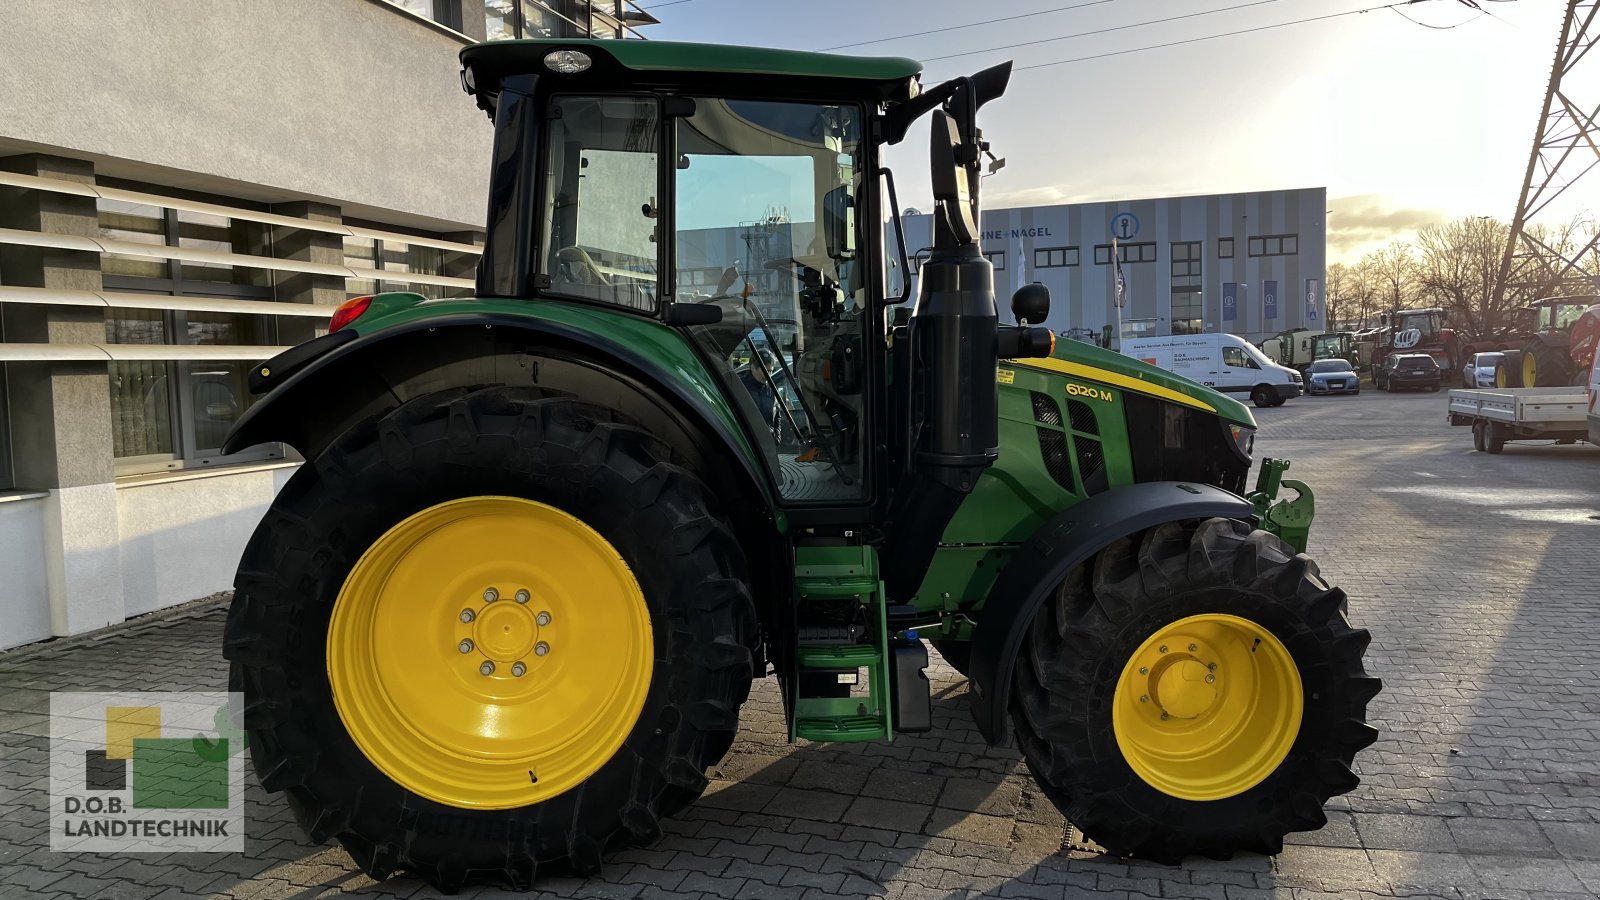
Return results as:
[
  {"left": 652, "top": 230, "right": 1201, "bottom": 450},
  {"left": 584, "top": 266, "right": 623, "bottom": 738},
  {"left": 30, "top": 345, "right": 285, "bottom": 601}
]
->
[
  {"left": 0, "top": 1, "right": 655, "bottom": 650},
  {"left": 904, "top": 188, "right": 1328, "bottom": 346}
]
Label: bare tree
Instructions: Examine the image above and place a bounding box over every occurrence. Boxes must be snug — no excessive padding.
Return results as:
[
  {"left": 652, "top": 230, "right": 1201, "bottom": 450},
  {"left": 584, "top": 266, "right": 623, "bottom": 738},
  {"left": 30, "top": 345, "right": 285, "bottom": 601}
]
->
[
  {"left": 1369, "top": 242, "right": 1417, "bottom": 314},
  {"left": 1413, "top": 216, "right": 1508, "bottom": 340},
  {"left": 1326, "top": 262, "right": 1350, "bottom": 329}
]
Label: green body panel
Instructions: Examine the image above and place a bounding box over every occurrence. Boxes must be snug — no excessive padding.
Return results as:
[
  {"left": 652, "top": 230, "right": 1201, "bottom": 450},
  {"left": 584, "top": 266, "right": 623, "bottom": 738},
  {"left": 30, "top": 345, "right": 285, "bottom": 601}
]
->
[
  {"left": 347, "top": 292, "right": 776, "bottom": 514},
  {"left": 908, "top": 339, "right": 1252, "bottom": 621},
  {"left": 485, "top": 37, "right": 922, "bottom": 84}
]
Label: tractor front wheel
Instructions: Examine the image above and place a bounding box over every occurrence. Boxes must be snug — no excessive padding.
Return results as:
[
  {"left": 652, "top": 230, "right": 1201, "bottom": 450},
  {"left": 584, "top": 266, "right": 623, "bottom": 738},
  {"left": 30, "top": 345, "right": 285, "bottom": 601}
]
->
[
  {"left": 225, "top": 387, "right": 756, "bottom": 890},
  {"left": 1009, "top": 518, "right": 1379, "bottom": 863}
]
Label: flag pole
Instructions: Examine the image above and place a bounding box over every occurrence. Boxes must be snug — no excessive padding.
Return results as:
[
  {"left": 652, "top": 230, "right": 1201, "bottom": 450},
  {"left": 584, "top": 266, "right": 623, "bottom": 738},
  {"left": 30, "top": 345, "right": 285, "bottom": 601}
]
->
[{"left": 1112, "top": 234, "right": 1124, "bottom": 351}]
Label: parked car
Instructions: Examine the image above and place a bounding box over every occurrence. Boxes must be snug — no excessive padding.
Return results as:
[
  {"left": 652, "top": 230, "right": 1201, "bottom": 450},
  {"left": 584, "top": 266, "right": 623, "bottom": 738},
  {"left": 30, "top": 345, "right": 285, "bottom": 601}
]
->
[
  {"left": 1305, "top": 358, "right": 1360, "bottom": 395},
  {"left": 1122, "top": 332, "right": 1302, "bottom": 407},
  {"left": 1460, "top": 351, "right": 1503, "bottom": 389},
  {"left": 1375, "top": 353, "right": 1442, "bottom": 392}
]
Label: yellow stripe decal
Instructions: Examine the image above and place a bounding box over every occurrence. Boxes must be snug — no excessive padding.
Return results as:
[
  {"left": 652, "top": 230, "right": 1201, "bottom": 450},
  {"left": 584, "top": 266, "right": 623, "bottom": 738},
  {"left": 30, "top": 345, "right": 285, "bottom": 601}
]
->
[{"left": 1014, "top": 356, "right": 1216, "bottom": 413}]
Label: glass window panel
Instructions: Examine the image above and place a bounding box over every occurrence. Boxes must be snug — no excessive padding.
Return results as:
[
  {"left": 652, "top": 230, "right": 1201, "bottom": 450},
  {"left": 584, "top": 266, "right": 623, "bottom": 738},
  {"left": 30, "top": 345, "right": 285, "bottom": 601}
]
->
[
  {"left": 1219, "top": 238, "right": 1234, "bottom": 258},
  {"left": 542, "top": 95, "right": 659, "bottom": 311},
  {"left": 521, "top": 0, "right": 561, "bottom": 37},
  {"left": 99, "top": 199, "right": 168, "bottom": 278},
  {"left": 1094, "top": 246, "right": 1110, "bottom": 265},
  {"left": 186, "top": 311, "right": 266, "bottom": 346},
  {"left": 344, "top": 236, "right": 379, "bottom": 297},
  {"left": 674, "top": 97, "right": 868, "bottom": 501},
  {"left": 1284, "top": 235, "right": 1298, "bottom": 254},
  {"left": 1249, "top": 238, "right": 1264, "bottom": 256},
  {"left": 485, "top": 0, "right": 516, "bottom": 38},
  {"left": 1265, "top": 237, "right": 1281, "bottom": 255},
  {"left": 183, "top": 361, "right": 251, "bottom": 452},
  {"left": 175, "top": 210, "right": 271, "bottom": 287},
  {"left": 390, "top": 0, "right": 436, "bottom": 18},
  {"left": 106, "top": 309, "right": 174, "bottom": 460}
]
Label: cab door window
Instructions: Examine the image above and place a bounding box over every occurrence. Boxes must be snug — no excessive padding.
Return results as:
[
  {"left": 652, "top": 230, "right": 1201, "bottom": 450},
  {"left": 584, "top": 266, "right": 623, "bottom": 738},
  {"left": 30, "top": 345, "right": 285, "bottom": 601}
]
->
[{"left": 674, "top": 99, "right": 868, "bottom": 502}]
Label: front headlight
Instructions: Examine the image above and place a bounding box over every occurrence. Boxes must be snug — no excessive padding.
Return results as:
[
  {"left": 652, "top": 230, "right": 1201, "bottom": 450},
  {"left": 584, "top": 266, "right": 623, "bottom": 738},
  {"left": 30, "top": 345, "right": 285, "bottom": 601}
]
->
[{"left": 1229, "top": 423, "right": 1256, "bottom": 460}]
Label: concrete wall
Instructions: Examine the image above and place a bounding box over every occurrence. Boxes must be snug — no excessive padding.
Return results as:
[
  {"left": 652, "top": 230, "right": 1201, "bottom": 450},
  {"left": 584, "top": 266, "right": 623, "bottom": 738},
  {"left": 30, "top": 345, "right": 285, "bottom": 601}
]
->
[
  {"left": 0, "top": 0, "right": 492, "bottom": 228},
  {"left": 115, "top": 465, "right": 299, "bottom": 619},
  {"left": 0, "top": 496, "right": 51, "bottom": 650},
  {"left": 905, "top": 188, "right": 1329, "bottom": 345}
]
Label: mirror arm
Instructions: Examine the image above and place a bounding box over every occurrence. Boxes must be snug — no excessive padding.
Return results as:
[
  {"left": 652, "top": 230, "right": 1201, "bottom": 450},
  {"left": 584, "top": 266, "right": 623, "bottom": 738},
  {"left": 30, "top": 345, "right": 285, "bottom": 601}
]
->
[{"left": 878, "top": 166, "right": 912, "bottom": 304}]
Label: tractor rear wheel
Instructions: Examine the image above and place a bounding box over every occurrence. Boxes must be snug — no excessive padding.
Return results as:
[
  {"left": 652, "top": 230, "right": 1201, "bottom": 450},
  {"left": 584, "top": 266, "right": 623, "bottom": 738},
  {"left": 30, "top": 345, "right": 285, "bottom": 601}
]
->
[
  {"left": 225, "top": 387, "right": 756, "bottom": 890},
  {"left": 1009, "top": 518, "right": 1379, "bottom": 863},
  {"left": 1523, "top": 340, "right": 1571, "bottom": 388}
]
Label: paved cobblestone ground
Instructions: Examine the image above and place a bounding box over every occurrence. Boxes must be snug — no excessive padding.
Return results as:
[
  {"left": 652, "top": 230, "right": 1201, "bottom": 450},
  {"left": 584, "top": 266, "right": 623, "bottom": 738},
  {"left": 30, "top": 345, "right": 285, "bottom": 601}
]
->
[{"left": 3, "top": 389, "right": 1598, "bottom": 900}]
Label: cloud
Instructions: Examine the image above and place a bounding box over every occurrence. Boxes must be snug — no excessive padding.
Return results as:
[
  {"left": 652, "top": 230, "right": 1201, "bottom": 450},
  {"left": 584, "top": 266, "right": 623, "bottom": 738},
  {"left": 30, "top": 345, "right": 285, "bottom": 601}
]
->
[{"left": 1327, "top": 195, "right": 1448, "bottom": 260}]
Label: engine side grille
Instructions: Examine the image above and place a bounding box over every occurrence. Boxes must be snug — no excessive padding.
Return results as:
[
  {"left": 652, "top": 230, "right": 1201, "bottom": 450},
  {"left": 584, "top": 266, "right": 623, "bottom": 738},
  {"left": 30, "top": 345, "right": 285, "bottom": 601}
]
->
[
  {"left": 1066, "top": 398, "right": 1099, "bottom": 435},
  {"left": 1030, "top": 391, "right": 1062, "bottom": 427},
  {"left": 1037, "top": 427, "right": 1074, "bottom": 492},
  {"left": 1074, "top": 434, "right": 1106, "bottom": 494}
]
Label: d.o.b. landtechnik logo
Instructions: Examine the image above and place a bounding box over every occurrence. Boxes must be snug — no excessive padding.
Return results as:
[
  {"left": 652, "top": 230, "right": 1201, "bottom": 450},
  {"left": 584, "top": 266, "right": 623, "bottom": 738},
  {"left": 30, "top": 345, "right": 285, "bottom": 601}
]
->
[{"left": 49, "top": 692, "right": 245, "bottom": 852}]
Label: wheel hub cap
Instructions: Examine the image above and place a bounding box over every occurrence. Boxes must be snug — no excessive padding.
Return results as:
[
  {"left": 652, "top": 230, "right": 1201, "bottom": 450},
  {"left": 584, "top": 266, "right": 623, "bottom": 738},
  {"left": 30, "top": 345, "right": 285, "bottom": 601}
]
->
[
  {"left": 1113, "top": 614, "right": 1303, "bottom": 801},
  {"left": 326, "top": 496, "right": 652, "bottom": 810}
]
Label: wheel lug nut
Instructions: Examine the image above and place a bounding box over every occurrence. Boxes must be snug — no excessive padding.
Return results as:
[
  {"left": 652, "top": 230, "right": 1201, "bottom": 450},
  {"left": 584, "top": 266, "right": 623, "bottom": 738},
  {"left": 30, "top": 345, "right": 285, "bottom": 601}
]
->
[
  {"left": 515, "top": 589, "right": 530, "bottom": 604},
  {"left": 1139, "top": 667, "right": 1149, "bottom": 675},
  {"left": 1160, "top": 712, "right": 1170, "bottom": 721},
  {"left": 1208, "top": 662, "right": 1218, "bottom": 671},
  {"left": 1205, "top": 674, "right": 1216, "bottom": 684},
  {"left": 1159, "top": 645, "right": 1168, "bottom": 654},
  {"left": 512, "top": 662, "right": 527, "bottom": 677},
  {"left": 483, "top": 587, "right": 499, "bottom": 602},
  {"left": 534, "top": 642, "right": 550, "bottom": 657},
  {"left": 536, "top": 611, "right": 552, "bottom": 626},
  {"left": 460, "top": 609, "right": 475, "bottom": 623},
  {"left": 480, "top": 661, "right": 495, "bottom": 676},
  {"left": 1188, "top": 643, "right": 1198, "bottom": 652},
  {"left": 458, "top": 639, "right": 474, "bottom": 654},
  {"left": 1139, "top": 695, "right": 1149, "bottom": 703}
]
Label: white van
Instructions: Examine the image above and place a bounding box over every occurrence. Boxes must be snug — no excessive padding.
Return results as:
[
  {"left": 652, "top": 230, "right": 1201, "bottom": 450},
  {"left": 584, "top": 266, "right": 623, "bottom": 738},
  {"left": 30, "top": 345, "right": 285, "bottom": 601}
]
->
[{"left": 1122, "top": 333, "right": 1303, "bottom": 408}]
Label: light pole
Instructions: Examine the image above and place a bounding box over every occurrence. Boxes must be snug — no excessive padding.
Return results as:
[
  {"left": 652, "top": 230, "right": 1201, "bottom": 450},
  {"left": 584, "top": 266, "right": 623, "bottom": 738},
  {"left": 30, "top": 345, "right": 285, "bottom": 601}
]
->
[{"left": 1238, "top": 283, "right": 1249, "bottom": 338}]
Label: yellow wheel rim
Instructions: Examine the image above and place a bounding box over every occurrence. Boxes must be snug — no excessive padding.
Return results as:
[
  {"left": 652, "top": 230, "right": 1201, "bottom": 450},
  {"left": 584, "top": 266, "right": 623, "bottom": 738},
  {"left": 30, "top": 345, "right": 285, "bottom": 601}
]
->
[
  {"left": 327, "top": 496, "right": 653, "bottom": 810},
  {"left": 1112, "top": 614, "right": 1302, "bottom": 801},
  {"left": 1523, "top": 353, "right": 1538, "bottom": 387}
]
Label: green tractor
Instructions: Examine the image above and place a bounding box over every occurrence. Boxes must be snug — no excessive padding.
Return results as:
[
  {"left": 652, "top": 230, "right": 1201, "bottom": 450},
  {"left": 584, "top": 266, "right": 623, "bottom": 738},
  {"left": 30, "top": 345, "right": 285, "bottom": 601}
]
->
[{"left": 223, "top": 39, "right": 1379, "bottom": 890}]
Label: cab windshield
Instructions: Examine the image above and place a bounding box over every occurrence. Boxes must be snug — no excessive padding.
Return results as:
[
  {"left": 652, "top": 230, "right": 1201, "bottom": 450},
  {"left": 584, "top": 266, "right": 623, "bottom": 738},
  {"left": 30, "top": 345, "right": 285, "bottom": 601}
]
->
[{"left": 673, "top": 98, "right": 869, "bottom": 502}]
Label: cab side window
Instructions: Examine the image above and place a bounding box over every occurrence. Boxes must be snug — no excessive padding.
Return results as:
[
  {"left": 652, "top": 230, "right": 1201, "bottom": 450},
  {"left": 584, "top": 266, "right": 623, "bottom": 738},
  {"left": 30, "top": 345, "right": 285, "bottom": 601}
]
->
[{"left": 1223, "top": 347, "right": 1250, "bottom": 368}]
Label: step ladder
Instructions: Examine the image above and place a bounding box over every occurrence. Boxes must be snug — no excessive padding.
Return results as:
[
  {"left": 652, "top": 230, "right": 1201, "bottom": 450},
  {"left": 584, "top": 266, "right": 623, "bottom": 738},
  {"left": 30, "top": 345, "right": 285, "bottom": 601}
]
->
[{"left": 790, "top": 544, "right": 893, "bottom": 743}]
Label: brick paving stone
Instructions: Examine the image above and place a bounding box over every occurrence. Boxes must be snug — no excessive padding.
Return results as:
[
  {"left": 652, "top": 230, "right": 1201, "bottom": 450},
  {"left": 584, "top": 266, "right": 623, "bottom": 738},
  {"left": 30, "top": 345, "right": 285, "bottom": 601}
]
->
[{"left": 4, "top": 392, "right": 1600, "bottom": 899}]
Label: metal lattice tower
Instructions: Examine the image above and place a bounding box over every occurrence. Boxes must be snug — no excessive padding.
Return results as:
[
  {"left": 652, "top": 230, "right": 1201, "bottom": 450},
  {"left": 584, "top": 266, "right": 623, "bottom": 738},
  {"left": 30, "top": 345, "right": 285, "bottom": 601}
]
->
[{"left": 1497, "top": 0, "right": 1600, "bottom": 301}]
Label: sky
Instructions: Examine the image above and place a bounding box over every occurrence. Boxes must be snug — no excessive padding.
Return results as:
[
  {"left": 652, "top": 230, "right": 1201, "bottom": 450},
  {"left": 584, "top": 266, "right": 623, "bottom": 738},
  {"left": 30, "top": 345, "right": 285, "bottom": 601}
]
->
[{"left": 649, "top": 0, "right": 1593, "bottom": 264}]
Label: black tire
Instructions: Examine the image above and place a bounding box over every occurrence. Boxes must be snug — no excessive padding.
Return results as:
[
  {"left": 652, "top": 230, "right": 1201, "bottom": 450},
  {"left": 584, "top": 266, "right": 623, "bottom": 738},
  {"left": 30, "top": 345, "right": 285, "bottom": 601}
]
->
[
  {"left": 1524, "top": 339, "right": 1571, "bottom": 388},
  {"left": 1428, "top": 385, "right": 1439, "bottom": 393},
  {"left": 1496, "top": 351, "right": 1525, "bottom": 388},
  {"left": 1472, "top": 420, "right": 1486, "bottom": 452},
  {"left": 1251, "top": 386, "right": 1274, "bottom": 408},
  {"left": 1486, "top": 423, "right": 1507, "bottom": 454},
  {"left": 1009, "top": 518, "right": 1379, "bottom": 864},
  {"left": 933, "top": 640, "right": 972, "bottom": 678},
  {"left": 224, "top": 387, "right": 756, "bottom": 890}
]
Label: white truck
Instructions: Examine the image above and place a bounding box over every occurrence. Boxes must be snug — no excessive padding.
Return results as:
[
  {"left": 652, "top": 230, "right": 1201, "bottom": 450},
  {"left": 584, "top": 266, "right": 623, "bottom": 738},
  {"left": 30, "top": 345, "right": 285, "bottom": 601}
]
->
[{"left": 1447, "top": 385, "right": 1593, "bottom": 454}]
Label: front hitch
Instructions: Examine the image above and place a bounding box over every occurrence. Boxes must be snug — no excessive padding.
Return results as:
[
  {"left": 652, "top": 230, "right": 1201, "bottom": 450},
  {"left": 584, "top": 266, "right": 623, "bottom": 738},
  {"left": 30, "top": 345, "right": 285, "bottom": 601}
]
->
[{"left": 1247, "top": 458, "right": 1315, "bottom": 553}]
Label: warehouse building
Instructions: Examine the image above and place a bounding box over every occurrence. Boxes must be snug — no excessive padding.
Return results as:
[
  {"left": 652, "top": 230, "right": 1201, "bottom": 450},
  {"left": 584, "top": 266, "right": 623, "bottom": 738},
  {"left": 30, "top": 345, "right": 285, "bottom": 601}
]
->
[
  {"left": 904, "top": 188, "right": 1328, "bottom": 346},
  {"left": 0, "top": 1, "right": 656, "bottom": 649}
]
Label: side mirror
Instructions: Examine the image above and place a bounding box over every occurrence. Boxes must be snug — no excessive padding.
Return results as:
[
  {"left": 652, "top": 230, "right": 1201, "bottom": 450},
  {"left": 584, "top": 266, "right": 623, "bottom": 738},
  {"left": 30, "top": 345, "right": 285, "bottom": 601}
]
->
[
  {"left": 823, "top": 185, "right": 854, "bottom": 261},
  {"left": 1011, "top": 282, "right": 1050, "bottom": 325}
]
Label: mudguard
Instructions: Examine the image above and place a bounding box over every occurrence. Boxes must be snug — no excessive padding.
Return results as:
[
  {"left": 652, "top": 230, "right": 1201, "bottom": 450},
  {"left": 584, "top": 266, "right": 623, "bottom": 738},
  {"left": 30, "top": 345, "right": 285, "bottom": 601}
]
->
[
  {"left": 966, "top": 481, "right": 1258, "bottom": 745},
  {"left": 223, "top": 310, "right": 774, "bottom": 514}
]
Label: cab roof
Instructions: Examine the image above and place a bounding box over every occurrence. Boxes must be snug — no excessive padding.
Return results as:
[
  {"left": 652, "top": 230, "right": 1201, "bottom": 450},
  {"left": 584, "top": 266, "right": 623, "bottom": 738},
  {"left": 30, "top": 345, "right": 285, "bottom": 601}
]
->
[{"left": 461, "top": 38, "right": 923, "bottom": 104}]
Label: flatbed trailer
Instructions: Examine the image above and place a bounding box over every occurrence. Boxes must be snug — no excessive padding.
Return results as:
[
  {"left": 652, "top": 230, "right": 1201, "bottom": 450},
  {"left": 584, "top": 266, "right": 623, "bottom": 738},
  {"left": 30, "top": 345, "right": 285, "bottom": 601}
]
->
[{"left": 1447, "top": 386, "right": 1592, "bottom": 453}]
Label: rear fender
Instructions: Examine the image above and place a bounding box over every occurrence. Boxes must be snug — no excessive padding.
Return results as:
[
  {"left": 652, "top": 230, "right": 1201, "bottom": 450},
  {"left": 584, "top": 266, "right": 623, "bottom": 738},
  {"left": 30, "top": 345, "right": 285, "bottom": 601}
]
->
[
  {"left": 225, "top": 314, "right": 784, "bottom": 612},
  {"left": 966, "top": 481, "right": 1258, "bottom": 745}
]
